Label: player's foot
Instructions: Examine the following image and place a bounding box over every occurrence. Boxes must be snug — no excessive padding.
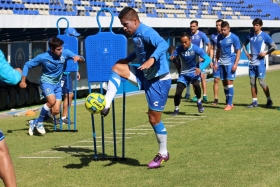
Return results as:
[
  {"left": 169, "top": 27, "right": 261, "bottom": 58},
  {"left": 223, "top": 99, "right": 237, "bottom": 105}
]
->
[
  {"left": 36, "top": 122, "right": 46, "bottom": 135},
  {"left": 101, "top": 108, "right": 110, "bottom": 117},
  {"left": 231, "top": 104, "right": 234, "bottom": 108},
  {"left": 202, "top": 95, "right": 208, "bottom": 102},
  {"left": 224, "top": 105, "right": 233, "bottom": 111},
  {"left": 212, "top": 99, "right": 218, "bottom": 106},
  {"left": 191, "top": 96, "right": 198, "bottom": 102},
  {"left": 62, "top": 117, "right": 73, "bottom": 124},
  {"left": 28, "top": 120, "right": 37, "bottom": 136},
  {"left": 170, "top": 109, "right": 179, "bottom": 116},
  {"left": 197, "top": 102, "right": 204, "bottom": 113},
  {"left": 266, "top": 99, "right": 273, "bottom": 108},
  {"left": 148, "top": 152, "right": 169, "bottom": 169},
  {"left": 246, "top": 102, "right": 258, "bottom": 108},
  {"left": 184, "top": 94, "right": 190, "bottom": 100}
]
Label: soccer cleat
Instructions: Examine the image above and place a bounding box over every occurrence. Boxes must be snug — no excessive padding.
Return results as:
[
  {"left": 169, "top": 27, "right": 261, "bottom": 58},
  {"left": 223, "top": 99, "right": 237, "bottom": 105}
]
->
[
  {"left": 62, "top": 117, "right": 73, "bottom": 124},
  {"left": 202, "top": 95, "right": 208, "bottom": 102},
  {"left": 212, "top": 99, "right": 218, "bottom": 106},
  {"left": 170, "top": 109, "right": 179, "bottom": 116},
  {"left": 224, "top": 105, "right": 233, "bottom": 111},
  {"left": 184, "top": 93, "right": 190, "bottom": 100},
  {"left": 266, "top": 99, "right": 273, "bottom": 108},
  {"left": 148, "top": 153, "right": 169, "bottom": 169},
  {"left": 197, "top": 102, "right": 204, "bottom": 113},
  {"left": 246, "top": 102, "right": 258, "bottom": 108},
  {"left": 36, "top": 122, "right": 46, "bottom": 135},
  {"left": 191, "top": 96, "right": 198, "bottom": 102},
  {"left": 28, "top": 120, "right": 37, "bottom": 136},
  {"left": 101, "top": 108, "right": 110, "bottom": 117}
]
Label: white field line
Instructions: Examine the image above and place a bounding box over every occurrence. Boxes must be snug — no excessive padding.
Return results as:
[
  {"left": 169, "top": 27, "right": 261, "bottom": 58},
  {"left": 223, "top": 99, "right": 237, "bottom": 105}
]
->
[
  {"left": 19, "top": 157, "right": 62, "bottom": 159},
  {"left": 27, "top": 114, "right": 204, "bottom": 158}
]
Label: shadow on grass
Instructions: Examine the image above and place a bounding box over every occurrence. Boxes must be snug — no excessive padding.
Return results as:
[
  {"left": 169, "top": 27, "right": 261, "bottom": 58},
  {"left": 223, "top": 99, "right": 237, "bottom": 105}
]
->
[
  {"left": 52, "top": 147, "right": 146, "bottom": 169},
  {"left": 163, "top": 110, "right": 203, "bottom": 116}
]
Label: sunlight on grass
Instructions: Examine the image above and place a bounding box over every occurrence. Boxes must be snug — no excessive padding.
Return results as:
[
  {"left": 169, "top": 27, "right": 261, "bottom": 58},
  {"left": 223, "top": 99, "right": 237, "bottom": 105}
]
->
[{"left": 1, "top": 70, "right": 280, "bottom": 187}]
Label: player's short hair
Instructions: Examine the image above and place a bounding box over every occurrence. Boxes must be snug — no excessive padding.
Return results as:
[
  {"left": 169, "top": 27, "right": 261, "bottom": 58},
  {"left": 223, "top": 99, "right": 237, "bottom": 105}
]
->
[
  {"left": 168, "top": 46, "right": 176, "bottom": 54},
  {"left": 252, "top": 18, "right": 263, "bottom": 26},
  {"left": 221, "top": 21, "right": 230, "bottom": 28},
  {"left": 118, "top": 6, "right": 139, "bottom": 20},
  {"left": 190, "top": 20, "right": 198, "bottom": 25},
  {"left": 216, "top": 19, "right": 223, "bottom": 23},
  {"left": 181, "top": 32, "right": 191, "bottom": 39},
  {"left": 48, "top": 37, "right": 64, "bottom": 50}
]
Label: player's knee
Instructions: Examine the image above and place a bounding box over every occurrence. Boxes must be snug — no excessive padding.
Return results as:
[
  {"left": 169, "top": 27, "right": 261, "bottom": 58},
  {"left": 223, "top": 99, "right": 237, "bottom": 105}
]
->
[
  {"left": 214, "top": 78, "right": 220, "bottom": 83},
  {"left": 250, "top": 77, "right": 256, "bottom": 88},
  {"left": 259, "top": 79, "right": 267, "bottom": 89},
  {"left": 47, "top": 100, "right": 56, "bottom": 107}
]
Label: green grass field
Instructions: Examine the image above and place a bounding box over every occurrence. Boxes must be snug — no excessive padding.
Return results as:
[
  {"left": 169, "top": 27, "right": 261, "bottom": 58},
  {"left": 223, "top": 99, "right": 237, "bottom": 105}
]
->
[{"left": 1, "top": 70, "right": 280, "bottom": 187}]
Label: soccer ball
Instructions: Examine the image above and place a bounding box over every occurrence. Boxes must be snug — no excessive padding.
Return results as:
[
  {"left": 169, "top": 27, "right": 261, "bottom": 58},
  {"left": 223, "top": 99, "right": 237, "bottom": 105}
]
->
[{"left": 85, "top": 93, "right": 106, "bottom": 114}]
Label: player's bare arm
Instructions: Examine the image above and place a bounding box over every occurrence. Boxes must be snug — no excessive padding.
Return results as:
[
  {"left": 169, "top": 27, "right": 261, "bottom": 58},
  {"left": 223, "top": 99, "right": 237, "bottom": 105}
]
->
[
  {"left": 242, "top": 42, "right": 252, "bottom": 60},
  {"left": 232, "top": 49, "right": 241, "bottom": 72},
  {"left": 19, "top": 76, "right": 27, "bottom": 88}
]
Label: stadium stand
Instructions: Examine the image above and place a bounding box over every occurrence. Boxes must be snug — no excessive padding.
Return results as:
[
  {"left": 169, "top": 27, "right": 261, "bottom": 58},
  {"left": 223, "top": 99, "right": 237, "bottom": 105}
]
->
[
  {"left": 0, "top": 0, "right": 280, "bottom": 110},
  {"left": 0, "top": 0, "right": 279, "bottom": 20}
]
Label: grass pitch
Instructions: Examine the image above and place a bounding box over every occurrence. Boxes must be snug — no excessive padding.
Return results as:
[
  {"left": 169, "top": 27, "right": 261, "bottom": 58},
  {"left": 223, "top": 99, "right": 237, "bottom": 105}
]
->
[{"left": 1, "top": 70, "right": 280, "bottom": 187}]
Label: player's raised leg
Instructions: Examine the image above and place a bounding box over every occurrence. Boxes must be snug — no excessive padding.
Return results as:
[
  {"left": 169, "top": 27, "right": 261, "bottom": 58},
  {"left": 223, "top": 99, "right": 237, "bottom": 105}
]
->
[{"left": 101, "top": 60, "right": 137, "bottom": 116}]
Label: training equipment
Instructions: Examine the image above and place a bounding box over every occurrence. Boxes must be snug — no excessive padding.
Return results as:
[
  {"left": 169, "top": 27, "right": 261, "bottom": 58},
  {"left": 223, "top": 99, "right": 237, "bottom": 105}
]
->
[
  {"left": 53, "top": 17, "right": 79, "bottom": 132},
  {"left": 85, "top": 93, "right": 106, "bottom": 114},
  {"left": 84, "top": 8, "right": 127, "bottom": 161}
]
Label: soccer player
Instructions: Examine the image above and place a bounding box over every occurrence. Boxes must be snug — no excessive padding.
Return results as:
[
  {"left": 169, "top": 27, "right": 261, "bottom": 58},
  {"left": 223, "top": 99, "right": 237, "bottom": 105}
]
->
[
  {"left": 19, "top": 37, "right": 84, "bottom": 136},
  {"left": 216, "top": 21, "right": 241, "bottom": 111},
  {"left": 210, "top": 19, "right": 223, "bottom": 106},
  {"left": 189, "top": 20, "right": 212, "bottom": 102},
  {"left": 0, "top": 49, "right": 20, "bottom": 187},
  {"left": 242, "top": 18, "right": 276, "bottom": 108},
  {"left": 56, "top": 27, "right": 81, "bottom": 124},
  {"left": 101, "top": 7, "right": 171, "bottom": 169},
  {"left": 170, "top": 32, "right": 211, "bottom": 116}
]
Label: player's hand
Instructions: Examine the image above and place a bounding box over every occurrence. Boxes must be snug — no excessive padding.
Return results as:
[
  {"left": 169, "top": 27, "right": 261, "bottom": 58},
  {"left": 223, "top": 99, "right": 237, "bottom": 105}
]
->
[
  {"left": 19, "top": 81, "right": 27, "bottom": 88},
  {"left": 194, "top": 68, "right": 201, "bottom": 75},
  {"left": 170, "top": 56, "right": 176, "bottom": 61},
  {"left": 210, "top": 62, "right": 213, "bottom": 68},
  {"left": 138, "top": 58, "right": 154, "bottom": 70},
  {"left": 77, "top": 72, "right": 81, "bottom": 80},
  {"left": 199, "top": 57, "right": 204, "bottom": 62},
  {"left": 231, "top": 64, "right": 238, "bottom": 72},
  {"left": 246, "top": 53, "right": 252, "bottom": 60},
  {"left": 259, "top": 51, "right": 267, "bottom": 57},
  {"left": 213, "top": 64, "right": 218, "bottom": 72},
  {"left": 14, "top": 68, "right": 22, "bottom": 74},
  {"left": 72, "top": 56, "right": 81, "bottom": 62}
]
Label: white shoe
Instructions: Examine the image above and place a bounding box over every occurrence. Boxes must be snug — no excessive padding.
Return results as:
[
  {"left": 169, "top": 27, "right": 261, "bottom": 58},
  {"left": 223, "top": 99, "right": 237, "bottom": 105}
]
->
[
  {"left": 28, "top": 120, "right": 36, "bottom": 136},
  {"left": 36, "top": 122, "right": 46, "bottom": 135}
]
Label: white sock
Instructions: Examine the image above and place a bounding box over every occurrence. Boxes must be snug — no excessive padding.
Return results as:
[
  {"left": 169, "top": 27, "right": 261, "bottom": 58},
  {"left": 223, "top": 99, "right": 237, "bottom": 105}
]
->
[{"left": 105, "top": 72, "right": 121, "bottom": 108}]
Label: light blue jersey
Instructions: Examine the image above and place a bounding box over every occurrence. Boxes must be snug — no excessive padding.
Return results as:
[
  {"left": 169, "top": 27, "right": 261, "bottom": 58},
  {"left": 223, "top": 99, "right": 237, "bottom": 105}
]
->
[
  {"left": 217, "top": 33, "right": 241, "bottom": 65},
  {"left": 23, "top": 49, "right": 77, "bottom": 84},
  {"left": 191, "top": 30, "right": 210, "bottom": 49},
  {"left": 245, "top": 31, "right": 273, "bottom": 65},
  {"left": 126, "top": 23, "right": 170, "bottom": 80},
  {"left": 0, "top": 50, "right": 21, "bottom": 85},
  {"left": 172, "top": 44, "right": 211, "bottom": 74}
]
